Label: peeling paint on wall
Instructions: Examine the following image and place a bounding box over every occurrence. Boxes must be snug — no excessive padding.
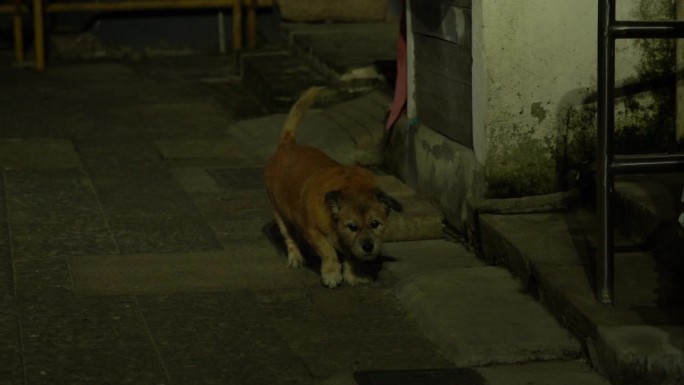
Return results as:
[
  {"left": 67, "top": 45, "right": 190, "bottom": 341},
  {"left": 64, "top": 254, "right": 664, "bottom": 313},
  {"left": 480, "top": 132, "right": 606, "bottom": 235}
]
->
[{"left": 530, "top": 102, "right": 548, "bottom": 124}]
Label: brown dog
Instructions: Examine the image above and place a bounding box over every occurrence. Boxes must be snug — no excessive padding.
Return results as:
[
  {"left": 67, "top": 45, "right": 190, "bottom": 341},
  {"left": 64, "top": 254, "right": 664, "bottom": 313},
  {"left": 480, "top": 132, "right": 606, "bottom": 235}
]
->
[{"left": 263, "top": 87, "right": 402, "bottom": 288}]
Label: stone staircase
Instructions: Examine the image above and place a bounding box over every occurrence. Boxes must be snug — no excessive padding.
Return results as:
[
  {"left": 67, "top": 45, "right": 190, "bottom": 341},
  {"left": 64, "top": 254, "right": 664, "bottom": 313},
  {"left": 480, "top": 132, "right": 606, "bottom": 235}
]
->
[
  {"left": 237, "top": 20, "right": 443, "bottom": 244},
  {"left": 477, "top": 175, "right": 684, "bottom": 385},
  {"left": 239, "top": 21, "right": 398, "bottom": 111}
]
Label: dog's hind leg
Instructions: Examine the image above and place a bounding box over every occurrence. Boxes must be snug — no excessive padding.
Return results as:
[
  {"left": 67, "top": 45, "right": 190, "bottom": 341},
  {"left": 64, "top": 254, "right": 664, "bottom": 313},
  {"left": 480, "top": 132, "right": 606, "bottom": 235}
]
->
[{"left": 273, "top": 212, "right": 304, "bottom": 268}]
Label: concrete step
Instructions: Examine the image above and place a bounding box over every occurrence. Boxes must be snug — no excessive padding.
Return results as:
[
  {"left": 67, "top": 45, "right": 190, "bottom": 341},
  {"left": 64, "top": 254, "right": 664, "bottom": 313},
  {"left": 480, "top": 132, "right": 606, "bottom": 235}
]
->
[
  {"left": 240, "top": 50, "right": 332, "bottom": 111},
  {"left": 240, "top": 22, "right": 398, "bottom": 108},
  {"left": 376, "top": 174, "right": 444, "bottom": 242},
  {"left": 284, "top": 22, "right": 398, "bottom": 91},
  {"left": 477, "top": 210, "right": 684, "bottom": 385},
  {"left": 614, "top": 173, "right": 684, "bottom": 288},
  {"left": 380, "top": 239, "right": 584, "bottom": 368}
]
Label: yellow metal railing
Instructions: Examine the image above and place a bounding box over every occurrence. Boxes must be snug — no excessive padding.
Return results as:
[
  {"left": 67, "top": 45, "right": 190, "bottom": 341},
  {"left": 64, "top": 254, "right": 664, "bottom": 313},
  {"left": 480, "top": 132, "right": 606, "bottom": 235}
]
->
[
  {"left": 0, "top": 0, "right": 27, "bottom": 64},
  {"left": 31, "top": 0, "right": 272, "bottom": 70}
]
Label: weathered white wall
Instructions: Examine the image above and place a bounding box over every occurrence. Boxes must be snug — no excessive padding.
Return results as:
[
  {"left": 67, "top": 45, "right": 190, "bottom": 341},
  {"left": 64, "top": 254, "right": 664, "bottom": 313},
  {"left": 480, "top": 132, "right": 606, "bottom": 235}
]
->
[
  {"left": 394, "top": 0, "right": 658, "bottom": 230},
  {"left": 474, "top": 0, "right": 644, "bottom": 197}
]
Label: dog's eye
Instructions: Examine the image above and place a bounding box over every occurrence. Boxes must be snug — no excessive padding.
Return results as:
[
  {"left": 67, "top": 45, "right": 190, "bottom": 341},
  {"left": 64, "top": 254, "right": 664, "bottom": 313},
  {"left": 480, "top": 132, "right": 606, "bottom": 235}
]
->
[
  {"left": 370, "top": 220, "right": 381, "bottom": 229},
  {"left": 347, "top": 223, "right": 359, "bottom": 232}
]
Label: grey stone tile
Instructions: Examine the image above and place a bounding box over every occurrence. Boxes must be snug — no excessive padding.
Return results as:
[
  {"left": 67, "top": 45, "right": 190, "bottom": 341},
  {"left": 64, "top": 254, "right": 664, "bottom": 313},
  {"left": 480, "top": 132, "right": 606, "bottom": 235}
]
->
[
  {"left": 7, "top": 198, "right": 103, "bottom": 225},
  {"left": 169, "top": 167, "right": 223, "bottom": 194},
  {"left": 89, "top": 169, "right": 183, "bottom": 195},
  {"left": 19, "top": 297, "right": 169, "bottom": 385},
  {"left": 191, "top": 192, "right": 272, "bottom": 222},
  {"left": 156, "top": 139, "right": 248, "bottom": 161},
  {"left": 10, "top": 217, "right": 118, "bottom": 262},
  {"left": 0, "top": 175, "right": 12, "bottom": 297},
  {"left": 4, "top": 169, "right": 103, "bottom": 224},
  {"left": 208, "top": 219, "right": 274, "bottom": 248},
  {"left": 109, "top": 215, "right": 222, "bottom": 254},
  {"left": 3, "top": 169, "right": 93, "bottom": 197},
  {"left": 68, "top": 249, "right": 307, "bottom": 296},
  {"left": 76, "top": 141, "right": 165, "bottom": 170},
  {"left": 0, "top": 246, "right": 12, "bottom": 299},
  {"left": 261, "top": 286, "right": 452, "bottom": 377},
  {"left": 90, "top": 172, "right": 202, "bottom": 218},
  {"left": 206, "top": 167, "right": 266, "bottom": 190},
  {"left": 97, "top": 190, "right": 200, "bottom": 219},
  {"left": 254, "top": 289, "right": 316, "bottom": 321},
  {"left": 0, "top": 171, "right": 6, "bottom": 214},
  {"left": 0, "top": 301, "right": 22, "bottom": 385},
  {"left": 0, "top": 138, "right": 81, "bottom": 170},
  {"left": 14, "top": 259, "right": 74, "bottom": 299},
  {"left": 477, "top": 361, "right": 610, "bottom": 385},
  {"left": 138, "top": 291, "right": 312, "bottom": 385}
]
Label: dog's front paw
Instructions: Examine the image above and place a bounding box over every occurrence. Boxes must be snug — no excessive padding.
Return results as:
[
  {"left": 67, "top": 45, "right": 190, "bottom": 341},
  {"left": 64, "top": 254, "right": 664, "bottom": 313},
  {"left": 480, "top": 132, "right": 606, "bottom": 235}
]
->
[
  {"left": 321, "top": 270, "right": 343, "bottom": 288},
  {"left": 287, "top": 251, "right": 304, "bottom": 268}
]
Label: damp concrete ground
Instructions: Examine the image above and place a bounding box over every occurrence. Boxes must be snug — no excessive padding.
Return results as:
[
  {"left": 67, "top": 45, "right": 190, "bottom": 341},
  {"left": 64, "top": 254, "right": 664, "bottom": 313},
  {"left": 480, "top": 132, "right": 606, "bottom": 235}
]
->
[{"left": 0, "top": 52, "right": 609, "bottom": 384}]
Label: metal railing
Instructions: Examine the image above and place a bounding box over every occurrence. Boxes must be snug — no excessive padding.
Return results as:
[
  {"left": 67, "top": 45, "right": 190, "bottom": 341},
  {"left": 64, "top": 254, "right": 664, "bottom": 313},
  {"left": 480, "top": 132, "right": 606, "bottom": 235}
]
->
[{"left": 597, "top": 0, "right": 684, "bottom": 304}]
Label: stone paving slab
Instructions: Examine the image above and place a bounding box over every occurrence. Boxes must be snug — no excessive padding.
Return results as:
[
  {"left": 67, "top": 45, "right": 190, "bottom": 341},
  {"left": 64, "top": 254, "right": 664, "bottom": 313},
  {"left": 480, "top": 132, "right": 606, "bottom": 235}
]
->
[
  {"left": 285, "top": 22, "right": 398, "bottom": 75},
  {"left": 190, "top": 190, "right": 272, "bottom": 222},
  {"left": 19, "top": 296, "right": 169, "bottom": 385},
  {"left": 169, "top": 167, "right": 224, "bottom": 193},
  {"left": 320, "top": 360, "right": 611, "bottom": 385},
  {"left": 13, "top": 258, "right": 74, "bottom": 299},
  {"left": 477, "top": 360, "right": 611, "bottom": 385},
  {"left": 10, "top": 220, "right": 118, "bottom": 261},
  {"left": 266, "top": 286, "right": 453, "bottom": 378},
  {"left": 397, "top": 266, "right": 582, "bottom": 367},
  {"left": 385, "top": 238, "right": 582, "bottom": 368},
  {"left": 479, "top": 211, "right": 684, "bottom": 384},
  {"left": 108, "top": 215, "right": 223, "bottom": 255},
  {"left": 208, "top": 219, "right": 276, "bottom": 249},
  {"left": 156, "top": 138, "right": 251, "bottom": 162},
  {"left": 0, "top": 175, "right": 12, "bottom": 298},
  {"left": 205, "top": 166, "right": 266, "bottom": 189},
  {"left": 68, "top": 250, "right": 311, "bottom": 296},
  {"left": 138, "top": 290, "right": 311, "bottom": 385},
  {"left": 240, "top": 50, "right": 331, "bottom": 111},
  {"left": 0, "top": 139, "right": 80, "bottom": 170},
  {"left": 0, "top": 302, "right": 22, "bottom": 385},
  {"left": 382, "top": 239, "right": 582, "bottom": 368},
  {"left": 3, "top": 169, "right": 102, "bottom": 223}
]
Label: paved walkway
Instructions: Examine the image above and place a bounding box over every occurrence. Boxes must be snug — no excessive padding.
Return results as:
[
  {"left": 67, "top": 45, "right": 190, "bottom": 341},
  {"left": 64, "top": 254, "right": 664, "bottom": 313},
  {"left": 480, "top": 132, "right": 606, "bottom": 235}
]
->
[{"left": 0, "top": 55, "right": 609, "bottom": 385}]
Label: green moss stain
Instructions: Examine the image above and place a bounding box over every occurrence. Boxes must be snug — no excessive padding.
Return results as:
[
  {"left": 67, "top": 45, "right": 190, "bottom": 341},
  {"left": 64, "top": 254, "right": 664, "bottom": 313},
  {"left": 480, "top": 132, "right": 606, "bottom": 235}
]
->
[
  {"left": 530, "top": 102, "right": 548, "bottom": 124},
  {"left": 486, "top": 125, "right": 556, "bottom": 198}
]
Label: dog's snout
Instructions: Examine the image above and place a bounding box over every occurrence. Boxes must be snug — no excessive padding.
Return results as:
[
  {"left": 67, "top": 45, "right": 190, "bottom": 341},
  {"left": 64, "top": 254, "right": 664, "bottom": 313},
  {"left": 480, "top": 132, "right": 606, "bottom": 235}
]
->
[{"left": 362, "top": 240, "right": 374, "bottom": 253}]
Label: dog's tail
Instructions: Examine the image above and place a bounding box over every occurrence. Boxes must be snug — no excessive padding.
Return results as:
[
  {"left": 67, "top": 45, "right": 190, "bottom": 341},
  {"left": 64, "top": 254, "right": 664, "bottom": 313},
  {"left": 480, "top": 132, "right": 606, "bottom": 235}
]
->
[{"left": 279, "top": 86, "right": 325, "bottom": 145}]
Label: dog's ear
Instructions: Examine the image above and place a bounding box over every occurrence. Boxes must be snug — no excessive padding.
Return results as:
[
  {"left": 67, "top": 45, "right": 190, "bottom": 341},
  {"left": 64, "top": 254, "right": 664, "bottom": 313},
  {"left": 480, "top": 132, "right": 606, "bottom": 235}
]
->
[
  {"left": 376, "top": 190, "right": 403, "bottom": 213},
  {"left": 325, "top": 190, "right": 343, "bottom": 219}
]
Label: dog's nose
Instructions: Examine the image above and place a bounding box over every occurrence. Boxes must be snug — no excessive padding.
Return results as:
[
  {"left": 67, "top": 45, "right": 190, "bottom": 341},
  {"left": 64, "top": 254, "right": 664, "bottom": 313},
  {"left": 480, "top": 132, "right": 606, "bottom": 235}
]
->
[{"left": 362, "top": 240, "right": 374, "bottom": 253}]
